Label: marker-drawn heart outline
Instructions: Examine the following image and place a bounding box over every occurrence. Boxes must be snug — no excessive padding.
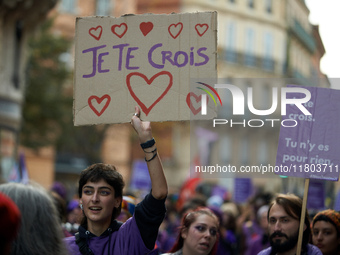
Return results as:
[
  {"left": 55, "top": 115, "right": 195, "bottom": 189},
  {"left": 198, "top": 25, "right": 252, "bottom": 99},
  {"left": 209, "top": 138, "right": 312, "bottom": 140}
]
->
[
  {"left": 89, "top": 26, "right": 103, "bottom": 41},
  {"left": 168, "top": 22, "right": 183, "bottom": 39},
  {"left": 111, "top": 23, "right": 128, "bottom": 38},
  {"left": 126, "top": 71, "right": 173, "bottom": 116},
  {"left": 140, "top": 22, "right": 154, "bottom": 36},
  {"left": 88, "top": 94, "right": 111, "bottom": 116},
  {"left": 195, "top": 23, "right": 209, "bottom": 37},
  {"left": 186, "top": 92, "right": 209, "bottom": 115}
]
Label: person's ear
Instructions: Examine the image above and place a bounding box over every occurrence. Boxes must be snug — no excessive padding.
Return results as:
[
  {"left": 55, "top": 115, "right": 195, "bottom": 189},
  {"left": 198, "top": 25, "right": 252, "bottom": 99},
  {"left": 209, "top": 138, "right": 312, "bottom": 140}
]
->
[
  {"left": 181, "top": 228, "right": 188, "bottom": 239},
  {"left": 114, "top": 197, "right": 122, "bottom": 208}
]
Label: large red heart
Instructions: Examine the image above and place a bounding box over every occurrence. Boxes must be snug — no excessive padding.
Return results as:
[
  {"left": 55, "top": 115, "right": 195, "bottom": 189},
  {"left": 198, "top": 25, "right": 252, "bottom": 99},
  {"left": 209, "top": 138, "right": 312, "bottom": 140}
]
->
[
  {"left": 88, "top": 94, "right": 111, "bottom": 116},
  {"left": 195, "top": 23, "right": 209, "bottom": 37},
  {"left": 126, "top": 71, "right": 173, "bottom": 116},
  {"left": 89, "top": 26, "right": 103, "bottom": 41},
  {"left": 111, "top": 23, "right": 128, "bottom": 38},
  {"left": 168, "top": 22, "right": 183, "bottom": 39},
  {"left": 186, "top": 92, "right": 208, "bottom": 115},
  {"left": 140, "top": 22, "right": 153, "bottom": 36}
]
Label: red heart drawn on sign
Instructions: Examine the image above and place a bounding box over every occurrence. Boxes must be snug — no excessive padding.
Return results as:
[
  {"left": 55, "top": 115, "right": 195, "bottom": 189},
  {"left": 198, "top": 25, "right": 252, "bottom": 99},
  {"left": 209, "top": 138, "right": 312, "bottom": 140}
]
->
[
  {"left": 168, "top": 22, "right": 183, "bottom": 39},
  {"left": 195, "top": 24, "right": 209, "bottom": 37},
  {"left": 111, "top": 23, "right": 128, "bottom": 38},
  {"left": 88, "top": 94, "right": 111, "bottom": 116},
  {"left": 126, "top": 71, "right": 173, "bottom": 116},
  {"left": 140, "top": 22, "right": 153, "bottom": 36},
  {"left": 186, "top": 92, "right": 209, "bottom": 115},
  {"left": 89, "top": 26, "right": 103, "bottom": 41}
]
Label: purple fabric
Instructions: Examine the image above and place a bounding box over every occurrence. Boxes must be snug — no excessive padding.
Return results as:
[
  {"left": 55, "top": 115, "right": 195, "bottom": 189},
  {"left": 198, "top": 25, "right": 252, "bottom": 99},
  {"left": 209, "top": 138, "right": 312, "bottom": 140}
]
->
[
  {"left": 276, "top": 86, "right": 340, "bottom": 181},
  {"left": 247, "top": 234, "right": 269, "bottom": 255},
  {"left": 216, "top": 230, "right": 237, "bottom": 255},
  {"left": 307, "top": 179, "right": 325, "bottom": 210},
  {"left": 243, "top": 221, "right": 264, "bottom": 255},
  {"left": 257, "top": 243, "right": 322, "bottom": 255},
  {"left": 51, "top": 182, "right": 67, "bottom": 200},
  {"left": 129, "top": 160, "right": 152, "bottom": 191},
  {"left": 64, "top": 216, "right": 151, "bottom": 255},
  {"left": 233, "top": 178, "right": 253, "bottom": 203},
  {"left": 335, "top": 191, "right": 340, "bottom": 211},
  {"left": 67, "top": 199, "right": 80, "bottom": 213}
]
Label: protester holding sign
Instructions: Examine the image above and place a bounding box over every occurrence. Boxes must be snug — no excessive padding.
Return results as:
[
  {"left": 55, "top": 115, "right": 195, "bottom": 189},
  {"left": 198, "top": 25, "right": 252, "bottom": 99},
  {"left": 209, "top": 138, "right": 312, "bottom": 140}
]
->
[
  {"left": 161, "top": 207, "right": 219, "bottom": 255},
  {"left": 64, "top": 106, "right": 167, "bottom": 255},
  {"left": 257, "top": 193, "right": 322, "bottom": 255},
  {"left": 312, "top": 209, "right": 340, "bottom": 255}
]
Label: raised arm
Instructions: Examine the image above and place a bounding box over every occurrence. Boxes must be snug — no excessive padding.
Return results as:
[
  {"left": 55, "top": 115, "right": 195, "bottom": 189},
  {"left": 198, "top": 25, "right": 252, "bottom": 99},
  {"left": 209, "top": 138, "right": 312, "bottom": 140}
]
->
[{"left": 130, "top": 106, "right": 168, "bottom": 200}]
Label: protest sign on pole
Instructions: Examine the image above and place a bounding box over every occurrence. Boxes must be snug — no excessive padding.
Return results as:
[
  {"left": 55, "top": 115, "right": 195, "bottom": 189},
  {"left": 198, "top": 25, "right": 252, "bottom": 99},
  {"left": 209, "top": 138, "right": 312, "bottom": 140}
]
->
[
  {"left": 73, "top": 12, "right": 218, "bottom": 125},
  {"left": 276, "top": 85, "right": 340, "bottom": 181},
  {"left": 275, "top": 85, "right": 340, "bottom": 255}
]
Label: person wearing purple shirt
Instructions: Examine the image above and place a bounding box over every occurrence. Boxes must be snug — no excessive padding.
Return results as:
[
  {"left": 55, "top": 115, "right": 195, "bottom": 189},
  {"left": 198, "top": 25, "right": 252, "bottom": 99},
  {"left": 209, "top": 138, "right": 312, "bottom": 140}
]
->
[
  {"left": 257, "top": 194, "right": 322, "bottom": 255},
  {"left": 64, "top": 106, "right": 168, "bottom": 255}
]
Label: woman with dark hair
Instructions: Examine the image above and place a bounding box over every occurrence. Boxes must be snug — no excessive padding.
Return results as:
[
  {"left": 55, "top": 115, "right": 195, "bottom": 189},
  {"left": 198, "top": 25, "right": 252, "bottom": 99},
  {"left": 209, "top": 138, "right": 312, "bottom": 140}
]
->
[
  {"left": 0, "top": 182, "right": 68, "bottom": 255},
  {"left": 312, "top": 209, "right": 340, "bottom": 255},
  {"left": 162, "top": 207, "right": 220, "bottom": 255},
  {"left": 64, "top": 106, "right": 168, "bottom": 255}
]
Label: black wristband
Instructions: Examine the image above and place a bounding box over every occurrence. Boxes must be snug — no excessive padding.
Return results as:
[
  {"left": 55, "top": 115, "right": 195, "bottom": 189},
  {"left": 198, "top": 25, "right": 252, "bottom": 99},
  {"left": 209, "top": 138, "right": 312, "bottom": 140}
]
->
[
  {"left": 145, "top": 151, "right": 158, "bottom": 162},
  {"left": 140, "top": 138, "right": 155, "bottom": 149}
]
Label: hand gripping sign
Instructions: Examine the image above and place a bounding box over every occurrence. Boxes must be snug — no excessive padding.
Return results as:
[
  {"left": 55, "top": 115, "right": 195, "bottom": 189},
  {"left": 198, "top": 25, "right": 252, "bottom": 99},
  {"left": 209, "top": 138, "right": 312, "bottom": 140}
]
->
[{"left": 73, "top": 12, "right": 218, "bottom": 125}]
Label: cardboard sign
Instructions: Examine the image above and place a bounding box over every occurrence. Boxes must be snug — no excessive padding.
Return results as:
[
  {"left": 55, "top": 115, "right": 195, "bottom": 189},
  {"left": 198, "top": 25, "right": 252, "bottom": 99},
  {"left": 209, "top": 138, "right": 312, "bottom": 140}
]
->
[
  {"left": 276, "top": 86, "right": 340, "bottom": 181},
  {"left": 73, "top": 12, "right": 217, "bottom": 125}
]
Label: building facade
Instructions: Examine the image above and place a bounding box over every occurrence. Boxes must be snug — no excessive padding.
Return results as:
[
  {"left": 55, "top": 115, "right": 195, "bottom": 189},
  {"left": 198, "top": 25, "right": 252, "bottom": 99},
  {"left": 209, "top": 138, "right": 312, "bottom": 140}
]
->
[
  {"left": 5, "top": 0, "right": 331, "bottom": 202},
  {"left": 0, "top": 0, "right": 57, "bottom": 182}
]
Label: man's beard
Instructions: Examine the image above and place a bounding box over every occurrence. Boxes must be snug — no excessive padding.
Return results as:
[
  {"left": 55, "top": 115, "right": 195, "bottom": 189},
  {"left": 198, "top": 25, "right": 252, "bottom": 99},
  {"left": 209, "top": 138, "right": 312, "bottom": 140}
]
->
[{"left": 269, "top": 230, "right": 299, "bottom": 254}]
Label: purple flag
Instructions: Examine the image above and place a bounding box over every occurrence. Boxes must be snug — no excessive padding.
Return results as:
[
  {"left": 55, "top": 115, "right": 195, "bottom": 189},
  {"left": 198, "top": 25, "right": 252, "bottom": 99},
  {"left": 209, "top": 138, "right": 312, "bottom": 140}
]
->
[
  {"left": 19, "top": 152, "right": 29, "bottom": 184},
  {"left": 276, "top": 86, "right": 340, "bottom": 181},
  {"left": 334, "top": 191, "right": 340, "bottom": 211},
  {"left": 307, "top": 179, "right": 325, "bottom": 210},
  {"left": 233, "top": 178, "right": 252, "bottom": 203},
  {"left": 8, "top": 163, "right": 20, "bottom": 182},
  {"left": 129, "top": 160, "right": 151, "bottom": 191}
]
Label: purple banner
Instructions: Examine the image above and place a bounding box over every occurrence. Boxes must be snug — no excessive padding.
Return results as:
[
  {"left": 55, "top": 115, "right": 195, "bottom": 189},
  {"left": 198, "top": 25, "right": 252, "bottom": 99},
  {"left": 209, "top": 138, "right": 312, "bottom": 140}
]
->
[
  {"left": 334, "top": 191, "right": 340, "bottom": 211},
  {"left": 307, "top": 179, "right": 325, "bottom": 210},
  {"left": 276, "top": 86, "right": 340, "bottom": 181},
  {"left": 212, "top": 185, "right": 228, "bottom": 199},
  {"left": 129, "top": 160, "right": 151, "bottom": 191},
  {"left": 233, "top": 178, "right": 252, "bottom": 203}
]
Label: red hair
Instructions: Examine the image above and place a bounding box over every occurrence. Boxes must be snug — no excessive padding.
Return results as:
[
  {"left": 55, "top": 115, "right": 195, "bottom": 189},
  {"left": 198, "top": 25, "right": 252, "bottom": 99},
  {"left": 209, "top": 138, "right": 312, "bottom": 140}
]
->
[{"left": 169, "top": 207, "right": 219, "bottom": 255}]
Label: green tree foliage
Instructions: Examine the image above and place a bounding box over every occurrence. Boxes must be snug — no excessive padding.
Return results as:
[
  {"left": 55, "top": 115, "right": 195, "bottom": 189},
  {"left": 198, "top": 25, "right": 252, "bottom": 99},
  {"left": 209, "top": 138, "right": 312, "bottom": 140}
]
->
[
  {"left": 22, "top": 18, "right": 71, "bottom": 149},
  {"left": 21, "top": 18, "right": 107, "bottom": 163}
]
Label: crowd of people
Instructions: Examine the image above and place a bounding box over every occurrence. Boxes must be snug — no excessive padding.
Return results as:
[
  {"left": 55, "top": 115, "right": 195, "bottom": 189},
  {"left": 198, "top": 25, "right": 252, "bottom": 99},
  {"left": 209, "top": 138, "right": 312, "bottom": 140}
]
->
[{"left": 1, "top": 107, "right": 339, "bottom": 255}]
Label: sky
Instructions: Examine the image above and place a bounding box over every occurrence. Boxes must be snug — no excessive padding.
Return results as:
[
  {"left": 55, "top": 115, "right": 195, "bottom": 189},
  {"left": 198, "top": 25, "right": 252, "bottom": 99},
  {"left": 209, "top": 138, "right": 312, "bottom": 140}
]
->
[{"left": 305, "top": 0, "right": 340, "bottom": 89}]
